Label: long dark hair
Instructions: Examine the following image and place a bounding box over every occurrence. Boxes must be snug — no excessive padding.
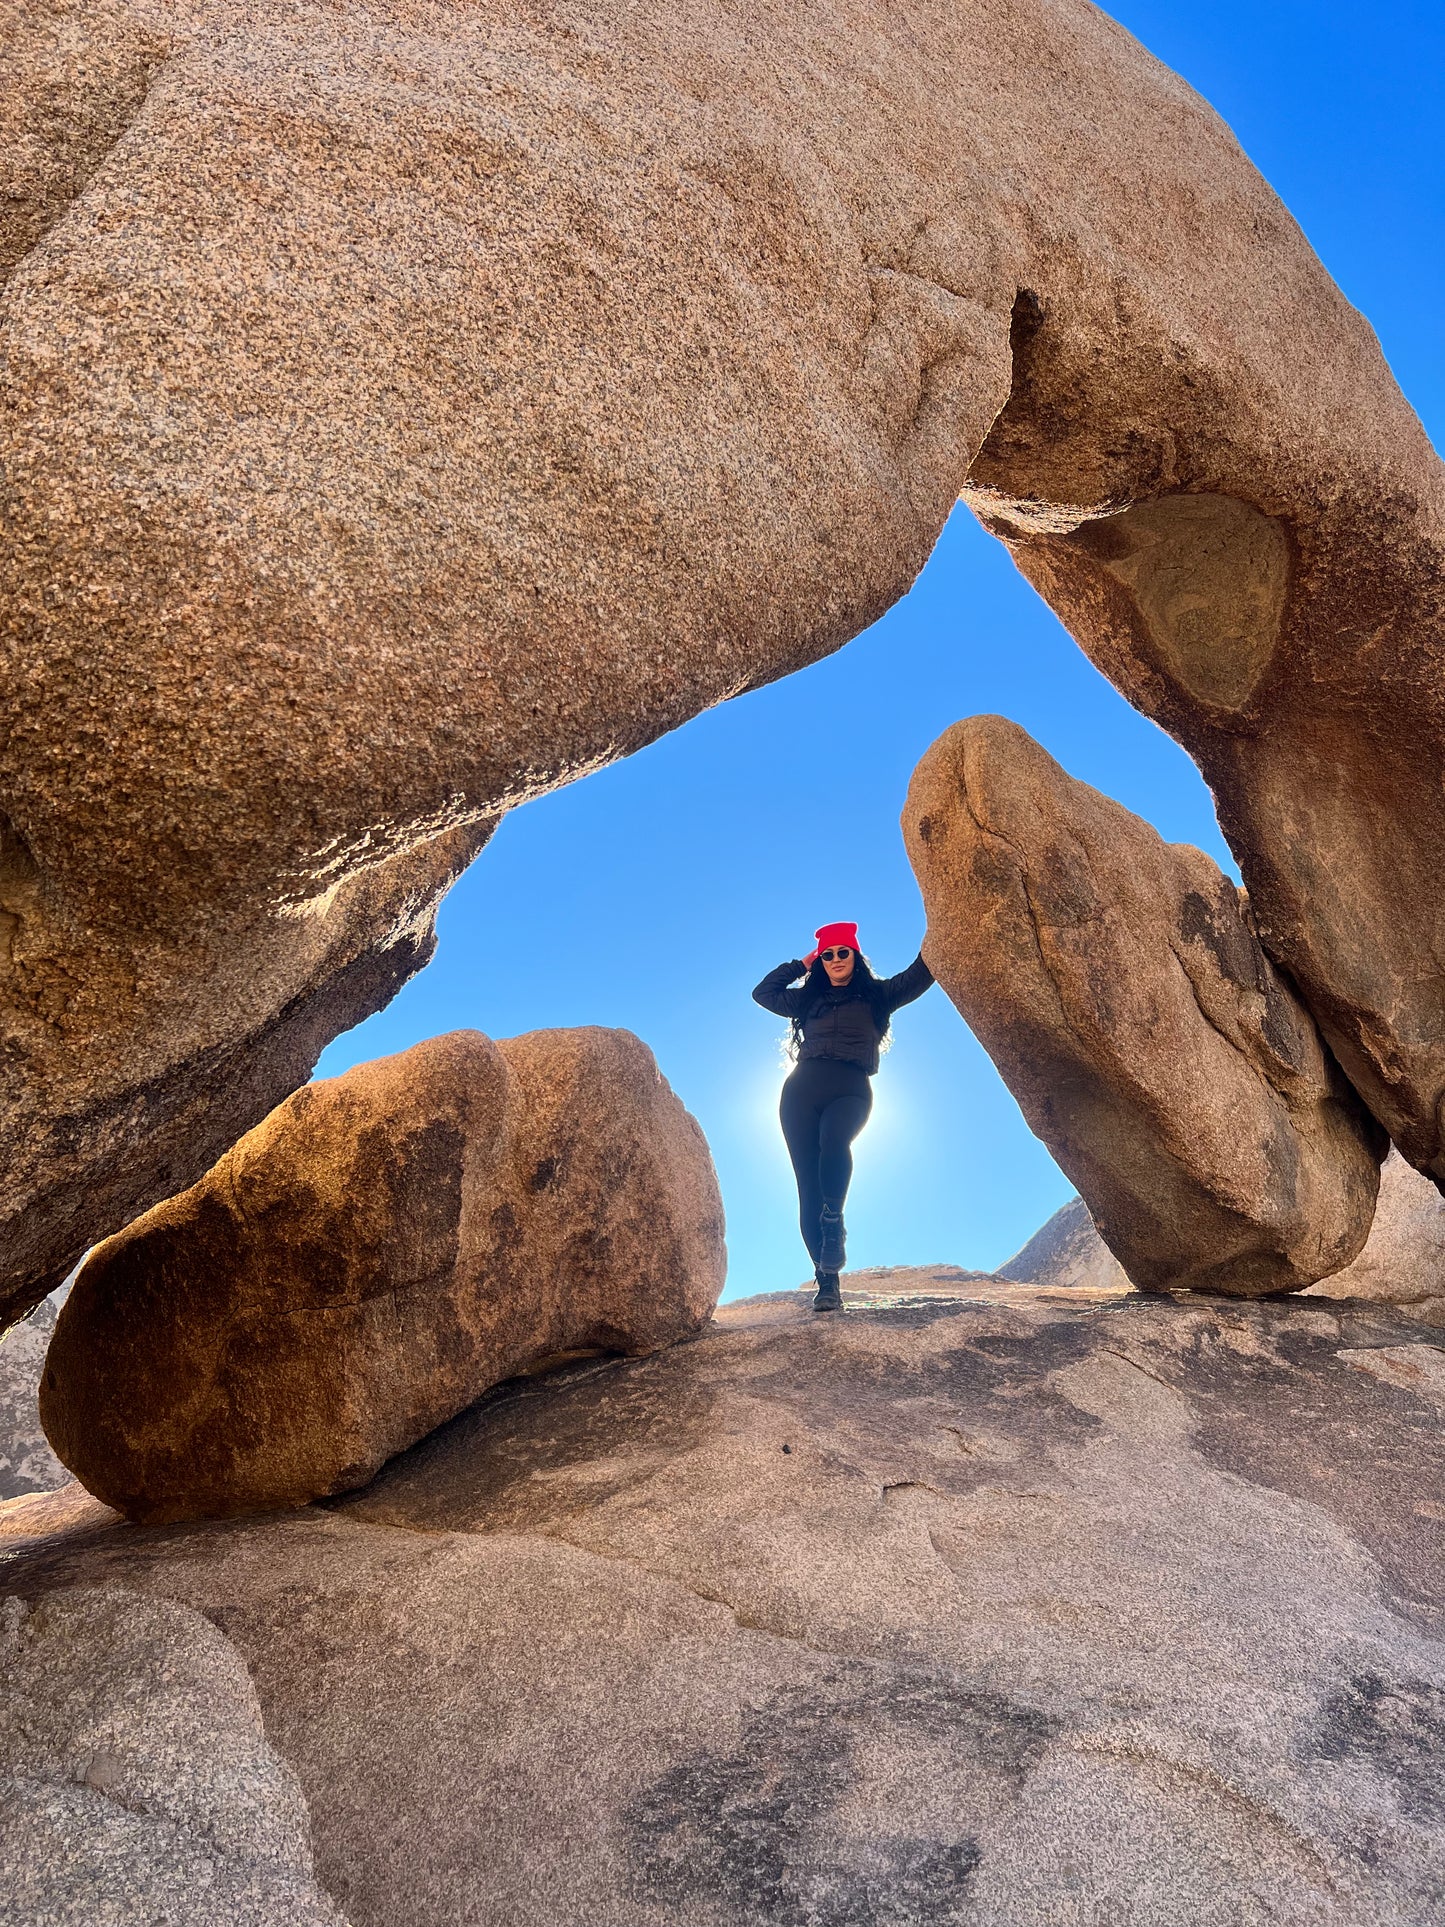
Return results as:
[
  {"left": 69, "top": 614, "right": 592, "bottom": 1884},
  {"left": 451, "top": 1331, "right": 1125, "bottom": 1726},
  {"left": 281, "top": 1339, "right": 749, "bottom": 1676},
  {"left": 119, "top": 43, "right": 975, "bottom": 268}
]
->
[{"left": 786, "top": 952, "right": 893, "bottom": 1062}]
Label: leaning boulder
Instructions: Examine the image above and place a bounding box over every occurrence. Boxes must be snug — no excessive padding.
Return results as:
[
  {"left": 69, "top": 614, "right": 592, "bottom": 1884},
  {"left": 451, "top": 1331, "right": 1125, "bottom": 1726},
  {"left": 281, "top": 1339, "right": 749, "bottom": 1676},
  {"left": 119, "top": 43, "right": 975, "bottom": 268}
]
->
[
  {"left": 903, "top": 715, "right": 1385, "bottom": 1296},
  {"left": 0, "top": 1586, "right": 346, "bottom": 1927},
  {"left": 40, "top": 1029, "right": 725, "bottom": 1523}
]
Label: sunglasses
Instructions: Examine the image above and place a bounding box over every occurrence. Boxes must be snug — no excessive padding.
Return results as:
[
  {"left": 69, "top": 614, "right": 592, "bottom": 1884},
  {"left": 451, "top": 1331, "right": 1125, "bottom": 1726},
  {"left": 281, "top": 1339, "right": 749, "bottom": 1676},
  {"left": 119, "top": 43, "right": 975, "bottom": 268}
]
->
[{"left": 819, "top": 947, "right": 853, "bottom": 962}]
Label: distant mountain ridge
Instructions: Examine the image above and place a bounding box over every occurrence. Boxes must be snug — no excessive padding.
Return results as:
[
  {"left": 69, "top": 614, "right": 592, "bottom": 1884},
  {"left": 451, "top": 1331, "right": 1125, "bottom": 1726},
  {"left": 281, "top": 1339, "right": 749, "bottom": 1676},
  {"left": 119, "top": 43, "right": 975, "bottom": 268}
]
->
[{"left": 996, "top": 1195, "right": 1131, "bottom": 1292}]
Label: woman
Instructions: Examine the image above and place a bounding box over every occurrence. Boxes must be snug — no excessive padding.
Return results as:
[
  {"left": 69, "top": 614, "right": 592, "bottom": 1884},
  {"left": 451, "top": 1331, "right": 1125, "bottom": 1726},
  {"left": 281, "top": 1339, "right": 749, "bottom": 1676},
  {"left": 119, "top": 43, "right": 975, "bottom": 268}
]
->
[{"left": 752, "top": 922, "right": 934, "bottom": 1312}]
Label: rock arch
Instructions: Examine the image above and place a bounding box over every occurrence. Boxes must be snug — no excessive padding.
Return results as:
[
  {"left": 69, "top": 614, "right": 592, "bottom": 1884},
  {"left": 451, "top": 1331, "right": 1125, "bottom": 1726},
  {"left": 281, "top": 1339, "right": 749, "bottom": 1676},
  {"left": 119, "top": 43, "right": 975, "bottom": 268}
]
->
[{"left": 2, "top": 0, "right": 1440, "bottom": 1319}]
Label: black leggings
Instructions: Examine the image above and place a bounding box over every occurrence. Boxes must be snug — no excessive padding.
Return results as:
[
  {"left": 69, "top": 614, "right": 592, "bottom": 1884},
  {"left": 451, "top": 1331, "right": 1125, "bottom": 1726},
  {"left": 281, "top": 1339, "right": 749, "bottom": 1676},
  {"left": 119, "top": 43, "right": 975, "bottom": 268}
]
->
[{"left": 779, "top": 1057, "right": 873, "bottom": 1264}]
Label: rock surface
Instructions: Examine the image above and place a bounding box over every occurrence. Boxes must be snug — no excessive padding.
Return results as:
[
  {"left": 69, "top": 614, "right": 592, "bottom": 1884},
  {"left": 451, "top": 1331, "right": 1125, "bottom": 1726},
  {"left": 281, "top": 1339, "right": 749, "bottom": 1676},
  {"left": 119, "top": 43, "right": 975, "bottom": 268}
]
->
[
  {"left": 903, "top": 715, "right": 1386, "bottom": 1296},
  {"left": 0, "top": 1585, "right": 345, "bottom": 1927},
  {"left": 40, "top": 1027, "right": 725, "bottom": 1523},
  {"left": 7, "top": 1281, "right": 1445, "bottom": 1924},
  {"left": 0, "top": 1293, "right": 68, "bottom": 1501},
  {"left": 3, "top": 0, "right": 1441, "bottom": 1325},
  {"left": 765, "top": 1266, "right": 1115, "bottom": 1324},
  {"left": 780, "top": 1205, "right": 1130, "bottom": 1307}
]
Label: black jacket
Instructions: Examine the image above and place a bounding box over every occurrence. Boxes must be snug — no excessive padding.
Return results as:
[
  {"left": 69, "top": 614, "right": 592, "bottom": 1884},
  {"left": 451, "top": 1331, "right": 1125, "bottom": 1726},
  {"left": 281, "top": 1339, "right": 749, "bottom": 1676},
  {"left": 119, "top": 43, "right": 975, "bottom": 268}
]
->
[{"left": 752, "top": 954, "right": 934, "bottom": 1075}]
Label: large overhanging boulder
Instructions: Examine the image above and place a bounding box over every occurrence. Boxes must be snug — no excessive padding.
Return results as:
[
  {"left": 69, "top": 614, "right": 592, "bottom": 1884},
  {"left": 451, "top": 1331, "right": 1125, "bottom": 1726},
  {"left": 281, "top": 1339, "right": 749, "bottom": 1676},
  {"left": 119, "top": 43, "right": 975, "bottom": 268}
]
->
[
  {"left": 3, "top": 0, "right": 1440, "bottom": 1320},
  {"left": 39, "top": 1027, "right": 726, "bottom": 1523},
  {"left": 903, "top": 715, "right": 1387, "bottom": 1296}
]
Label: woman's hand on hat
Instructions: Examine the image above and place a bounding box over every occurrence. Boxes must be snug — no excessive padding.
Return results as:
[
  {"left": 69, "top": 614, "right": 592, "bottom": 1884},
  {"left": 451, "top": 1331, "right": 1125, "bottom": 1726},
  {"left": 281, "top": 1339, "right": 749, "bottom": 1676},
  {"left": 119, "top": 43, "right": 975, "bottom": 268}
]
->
[{"left": 802, "top": 947, "right": 819, "bottom": 968}]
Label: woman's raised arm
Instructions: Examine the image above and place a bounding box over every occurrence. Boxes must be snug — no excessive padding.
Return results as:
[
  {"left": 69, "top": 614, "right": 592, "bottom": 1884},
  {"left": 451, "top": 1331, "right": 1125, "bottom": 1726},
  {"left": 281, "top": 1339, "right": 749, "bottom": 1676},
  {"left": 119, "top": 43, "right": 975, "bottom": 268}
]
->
[
  {"left": 876, "top": 952, "right": 935, "bottom": 1013},
  {"left": 752, "top": 959, "right": 810, "bottom": 1017}
]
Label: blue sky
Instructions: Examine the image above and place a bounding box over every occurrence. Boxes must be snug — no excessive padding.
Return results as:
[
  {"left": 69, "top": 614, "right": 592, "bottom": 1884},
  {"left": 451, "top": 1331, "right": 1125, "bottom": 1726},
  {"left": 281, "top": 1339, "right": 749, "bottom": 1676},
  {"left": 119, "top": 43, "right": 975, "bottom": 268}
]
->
[{"left": 318, "top": 1, "right": 1444, "bottom": 1301}]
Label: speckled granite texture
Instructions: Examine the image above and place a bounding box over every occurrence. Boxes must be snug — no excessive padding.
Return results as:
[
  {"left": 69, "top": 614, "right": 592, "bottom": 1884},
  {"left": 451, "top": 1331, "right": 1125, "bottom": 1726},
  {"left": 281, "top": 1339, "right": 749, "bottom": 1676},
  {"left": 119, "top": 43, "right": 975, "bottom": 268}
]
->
[
  {"left": 0, "top": 1586, "right": 346, "bottom": 1926},
  {"left": 2, "top": 0, "right": 1442, "bottom": 1325},
  {"left": 7, "top": 1284, "right": 1445, "bottom": 1924}
]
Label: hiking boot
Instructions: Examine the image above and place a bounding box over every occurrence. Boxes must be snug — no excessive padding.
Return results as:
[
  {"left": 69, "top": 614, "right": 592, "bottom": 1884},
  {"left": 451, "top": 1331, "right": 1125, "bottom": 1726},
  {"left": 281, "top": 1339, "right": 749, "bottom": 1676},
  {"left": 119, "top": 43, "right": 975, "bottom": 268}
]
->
[
  {"left": 812, "top": 1270, "right": 843, "bottom": 1313},
  {"left": 818, "top": 1205, "right": 846, "bottom": 1272}
]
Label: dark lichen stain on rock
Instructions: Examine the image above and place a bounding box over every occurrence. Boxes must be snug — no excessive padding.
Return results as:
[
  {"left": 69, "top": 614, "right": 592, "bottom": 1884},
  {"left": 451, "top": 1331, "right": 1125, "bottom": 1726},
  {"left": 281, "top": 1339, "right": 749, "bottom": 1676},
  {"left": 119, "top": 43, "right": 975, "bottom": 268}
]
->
[
  {"left": 1126, "top": 1300, "right": 1445, "bottom": 1628},
  {"left": 626, "top": 1667, "right": 1056, "bottom": 1925},
  {"left": 1314, "top": 1672, "right": 1445, "bottom": 1823},
  {"left": 1177, "top": 886, "right": 1266, "bottom": 994}
]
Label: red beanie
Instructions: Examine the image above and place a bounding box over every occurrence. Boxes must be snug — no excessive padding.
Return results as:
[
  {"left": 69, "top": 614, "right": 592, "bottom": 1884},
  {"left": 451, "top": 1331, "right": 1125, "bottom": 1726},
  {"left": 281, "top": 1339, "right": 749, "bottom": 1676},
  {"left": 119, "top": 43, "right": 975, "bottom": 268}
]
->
[{"left": 814, "top": 921, "right": 860, "bottom": 953}]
